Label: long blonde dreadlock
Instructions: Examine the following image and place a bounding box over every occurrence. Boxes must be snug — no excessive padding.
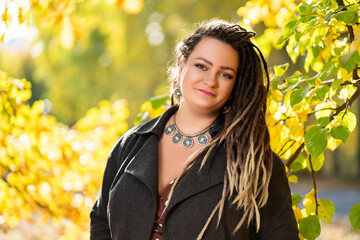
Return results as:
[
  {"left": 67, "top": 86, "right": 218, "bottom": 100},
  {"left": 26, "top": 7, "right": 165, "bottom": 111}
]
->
[{"left": 167, "top": 19, "right": 273, "bottom": 239}]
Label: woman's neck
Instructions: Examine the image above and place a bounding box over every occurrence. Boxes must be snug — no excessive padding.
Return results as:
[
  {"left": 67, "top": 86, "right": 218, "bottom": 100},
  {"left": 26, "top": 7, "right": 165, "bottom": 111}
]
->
[{"left": 175, "top": 103, "right": 219, "bottom": 134}]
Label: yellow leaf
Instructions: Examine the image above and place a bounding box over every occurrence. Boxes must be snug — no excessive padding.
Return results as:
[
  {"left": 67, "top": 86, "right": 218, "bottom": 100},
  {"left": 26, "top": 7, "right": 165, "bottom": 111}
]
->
[
  {"left": 273, "top": 90, "right": 283, "bottom": 101},
  {"left": 337, "top": 110, "right": 357, "bottom": 132},
  {"left": 288, "top": 175, "right": 298, "bottom": 183},
  {"left": 327, "top": 137, "right": 342, "bottom": 151},
  {"left": 298, "top": 111, "right": 308, "bottom": 123},
  {"left": 315, "top": 102, "right": 332, "bottom": 119},
  {"left": 337, "top": 67, "right": 349, "bottom": 79},
  {"left": 339, "top": 88, "right": 349, "bottom": 100},
  {"left": 303, "top": 188, "right": 318, "bottom": 207},
  {"left": 292, "top": 205, "right": 303, "bottom": 221},
  {"left": 268, "top": 100, "right": 278, "bottom": 114}
]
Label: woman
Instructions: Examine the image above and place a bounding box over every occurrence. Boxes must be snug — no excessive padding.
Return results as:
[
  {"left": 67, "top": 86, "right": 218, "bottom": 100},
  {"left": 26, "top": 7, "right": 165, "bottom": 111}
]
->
[{"left": 90, "top": 19, "right": 299, "bottom": 240}]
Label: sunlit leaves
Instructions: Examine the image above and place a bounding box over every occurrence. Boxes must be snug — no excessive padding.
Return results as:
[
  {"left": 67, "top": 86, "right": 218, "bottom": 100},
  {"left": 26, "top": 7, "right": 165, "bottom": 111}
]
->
[
  {"left": 298, "top": 215, "right": 321, "bottom": 240},
  {"left": 330, "top": 125, "right": 350, "bottom": 143},
  {"left": 0, "top": 70, "right": 129, "bottom": 237},
  {"left": 349, "top": 203, "right": 360, "bottom": 231},
  {"left": 237, "top": 0, "right": 360, "bottom": 239},
  {"left": 290, "top": 86, "right": 313, "bottom": 107},
  {"left": 337, "top": 110, "right": 357, "bottom": 132},
  {"left": 316, "top": 86, "right": 329, "bottom": 101},
  {"left": 306, "top": 153, "right": 325, "bottom": 172},
  {"left": 134, "top": 94, "right": 168, "bottom": 125},
  {"left": 318, "top": 199, "right": 335, "bottom": 223},
  {"left": 290, "top": 154, "right": 307, "bottom": 172},
  {"left": 333, "top": 10, "right": 359, "bottom": 24},
  {"left": 0, "top": 0, "right": 144, "bottom": 47},
  {"left": 339, "top": 51, "right": 360, "bottom": 73},
  {"left": 292, "top": 193, "right": 302, "bottom": 205},
  {"left": 304, "top": 126, "right": 329, "bottom": 158}
]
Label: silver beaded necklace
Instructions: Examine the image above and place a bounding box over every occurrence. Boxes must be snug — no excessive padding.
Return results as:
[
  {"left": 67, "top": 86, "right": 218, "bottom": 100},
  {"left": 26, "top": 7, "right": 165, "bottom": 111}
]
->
[{"left": 164, "top": 113, "right": 213, "bottom": 149}]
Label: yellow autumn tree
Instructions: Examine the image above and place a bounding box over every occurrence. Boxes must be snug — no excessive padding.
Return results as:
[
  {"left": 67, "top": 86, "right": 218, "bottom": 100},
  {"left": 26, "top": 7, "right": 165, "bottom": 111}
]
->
[{"left": 0, "top": 70, "right": 129, "bottom": 238}]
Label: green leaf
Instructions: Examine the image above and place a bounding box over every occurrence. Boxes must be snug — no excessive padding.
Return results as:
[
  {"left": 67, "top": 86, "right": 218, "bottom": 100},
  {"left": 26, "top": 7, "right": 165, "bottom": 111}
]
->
[
  {"left": 317, "top": 117, "right": 330, "bottom": 127},
  {"left": 333, "top": 10, "right": 358, "bottom": 24},
  {"left": 299, "top": 2, "right": 309, "bottom": 13},
  {"left": 331, "top": 78, "right": 342, "bottom": 89},
  {"left": 337, "top": 110, "right": 357, "bottom": 132},
  {"left": 290, "top": 153, "right": 307, "bottom": 172},
  {"left": 301, "top": 15, "right": 317, "bottom": 23},
  {"left": 301, "top": 74, "right": 319, "bottom": 86},
  {"left": 274, "top": 63, "right": 289, "bottom": 76},
  {"left": 282, "top": 76, "right": 300, "bottom": 92},
  {"left": 340, "top": 51, "right": 360, "bottom": 73},
  {"left": 283, "top": 20, "right": 299, "bottom": 38},
  {"left": 305, "top": 126, "right": 330, "bottom": 158},
  {"left": 276, "top": 34, "right": 286, "bottom": 45},
  {"left": 307, "top": 153, "right": 325, "bottom": 172},
  {"left": 292, "top": 194, "right": 302, "bottom": 206},
  {"left": 318, "top": 199, "right": 335, "bottom": 223},
  {"left": 331, "top": 125, "right": 350, "bottom": 143},
  {"left": 298, "top": 215, "right": 321, "bottom": 240},
  {"left": 349, "top": 203, "right": 360, "bottom": 231},
  {"left": 290, "top": 86, "right": 313, "bottom": 106},
  {"left": 316, "top": 85, "right": 330, "bottom": 101},
  {"left": 305, "top": 199, "right": 335, "bottom": 223},
  {"left": 149, "top": 94, "right": 168, "bottom": 109},
  {"left": 319, "top": 61, "right": 336, "bottom": 81},
  {"left": 270, "top": 76, "right": 281, "bottom": 90}
]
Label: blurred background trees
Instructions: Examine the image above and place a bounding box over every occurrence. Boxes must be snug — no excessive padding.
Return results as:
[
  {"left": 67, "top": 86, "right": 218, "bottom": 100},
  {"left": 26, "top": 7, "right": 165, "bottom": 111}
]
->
[{"left": 0, "top": 0, "right": 241, "bottom": 125}]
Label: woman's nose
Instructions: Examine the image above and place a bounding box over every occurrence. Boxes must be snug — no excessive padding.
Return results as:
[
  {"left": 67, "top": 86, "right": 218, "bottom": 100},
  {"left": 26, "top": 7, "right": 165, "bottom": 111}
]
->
[{"left": 204, "top": 72, "right": 217, "bottom": 87}]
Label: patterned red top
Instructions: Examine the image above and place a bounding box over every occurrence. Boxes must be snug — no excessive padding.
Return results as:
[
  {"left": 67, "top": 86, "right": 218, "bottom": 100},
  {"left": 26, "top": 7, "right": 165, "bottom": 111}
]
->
[{"left": 150, "top": 173, "right": 186, "bottom": 240}]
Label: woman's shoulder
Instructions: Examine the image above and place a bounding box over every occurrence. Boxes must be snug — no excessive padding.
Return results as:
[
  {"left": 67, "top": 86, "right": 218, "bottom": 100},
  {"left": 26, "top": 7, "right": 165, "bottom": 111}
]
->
[{"left": 268, "top": 151, "right": 288, "bottom": 185}]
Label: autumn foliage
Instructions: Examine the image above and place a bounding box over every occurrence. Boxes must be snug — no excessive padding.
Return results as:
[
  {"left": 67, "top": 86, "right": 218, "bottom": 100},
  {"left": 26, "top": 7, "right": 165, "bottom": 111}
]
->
[{"left": 0, "top": 71, "right": 129, "bottom": 238}]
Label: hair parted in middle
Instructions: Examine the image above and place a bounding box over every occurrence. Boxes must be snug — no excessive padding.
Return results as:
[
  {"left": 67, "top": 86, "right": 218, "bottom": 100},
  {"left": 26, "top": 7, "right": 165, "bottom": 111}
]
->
[{"left": 166, "top": 19, "right": 273, "bottom": 239}]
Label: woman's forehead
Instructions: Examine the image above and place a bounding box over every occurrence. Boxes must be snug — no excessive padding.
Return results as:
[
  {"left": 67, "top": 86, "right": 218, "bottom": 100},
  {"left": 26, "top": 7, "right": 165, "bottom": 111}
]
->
[{"left": 189, "top": 37, "right": 239, "bottom": 69}]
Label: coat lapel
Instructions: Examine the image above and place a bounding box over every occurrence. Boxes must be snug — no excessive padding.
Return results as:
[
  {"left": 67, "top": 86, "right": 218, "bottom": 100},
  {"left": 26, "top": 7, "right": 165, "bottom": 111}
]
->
[
  {"left": 124, "top": 135, "right": 159, "bottom": 202},
  {"left": 166, "top": 145, "right": 227, "bottom": 214}
]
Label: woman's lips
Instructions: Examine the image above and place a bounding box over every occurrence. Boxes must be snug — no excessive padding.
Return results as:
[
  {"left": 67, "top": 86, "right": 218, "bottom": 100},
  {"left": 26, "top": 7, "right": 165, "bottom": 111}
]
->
[{"left": 197, "top": 88, "right": 216, "bottom": 97}]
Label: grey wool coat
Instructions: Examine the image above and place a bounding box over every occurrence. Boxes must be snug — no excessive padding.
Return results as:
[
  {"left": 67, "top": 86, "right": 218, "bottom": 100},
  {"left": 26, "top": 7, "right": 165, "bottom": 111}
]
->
[{"left": 90, "top": 105, "right": 300, "bottom": 240}]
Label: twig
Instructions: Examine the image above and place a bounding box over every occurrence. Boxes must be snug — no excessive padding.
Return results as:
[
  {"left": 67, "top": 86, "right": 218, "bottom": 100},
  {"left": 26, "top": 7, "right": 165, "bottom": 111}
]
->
[
  {"left": 277, "top": 139, "right": 297, "bottom": 157},
  {"left": 308, "top": 107, "right": 337, "bottom": 116},
  {"left": 308, "top": 155, "right": 319, "bottom": 215},
  {"left": 285, "top": 142, "right": 305, "bottom": 167},
  {"left": 329, "top": 86, "right": 360, "bottom": 122}
]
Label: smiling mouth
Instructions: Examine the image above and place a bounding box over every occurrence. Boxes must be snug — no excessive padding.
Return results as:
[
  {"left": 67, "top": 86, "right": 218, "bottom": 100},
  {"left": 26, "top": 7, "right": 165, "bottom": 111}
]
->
[{"left": 197, "top": 89, "right": 216, "bottom": 97}]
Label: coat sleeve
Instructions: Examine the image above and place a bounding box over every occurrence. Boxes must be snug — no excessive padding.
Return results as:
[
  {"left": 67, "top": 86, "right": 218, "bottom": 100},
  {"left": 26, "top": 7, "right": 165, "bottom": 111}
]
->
[
  {"left": 90, "top": 136, "right": 127, "bottom": 240},
  {"left": 254, "top": 153, "right": 300, "bottom": 240}
]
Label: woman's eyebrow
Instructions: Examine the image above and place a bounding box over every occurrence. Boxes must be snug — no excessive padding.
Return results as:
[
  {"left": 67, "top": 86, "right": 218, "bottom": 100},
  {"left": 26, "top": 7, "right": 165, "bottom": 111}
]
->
[{"left": 195, "top": 57, "right": 236, "bottom": 73}]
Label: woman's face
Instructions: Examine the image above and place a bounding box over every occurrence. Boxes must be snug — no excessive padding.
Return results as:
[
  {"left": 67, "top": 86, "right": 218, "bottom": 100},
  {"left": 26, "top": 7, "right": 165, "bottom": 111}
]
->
[{"left": 178, "top": 37, "right": 239, "bottom": 116}]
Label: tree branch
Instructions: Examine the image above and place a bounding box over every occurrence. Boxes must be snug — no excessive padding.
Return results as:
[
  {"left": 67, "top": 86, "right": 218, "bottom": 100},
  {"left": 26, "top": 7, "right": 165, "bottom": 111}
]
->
[
  {"left": 285, "top": 2, "right": 359, "bottom": 168},
  {"left": 277, "top": 139, "right": 297, "bottom": 157},
  {"left": 286, "top": 85, "right": 360, "bottom": 167},
  {"left": 308, "top": 155, "right": 319, "bottom": 215}
]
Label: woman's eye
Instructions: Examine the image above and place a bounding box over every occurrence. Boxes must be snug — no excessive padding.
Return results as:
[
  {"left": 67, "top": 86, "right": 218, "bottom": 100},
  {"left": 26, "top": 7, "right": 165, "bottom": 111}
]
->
[
  {"left": 220, "top": 73, "right": 233, "bottom": 79},
  {"left": 195, "top": 64, "right": 206, "bottom": 70}
]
